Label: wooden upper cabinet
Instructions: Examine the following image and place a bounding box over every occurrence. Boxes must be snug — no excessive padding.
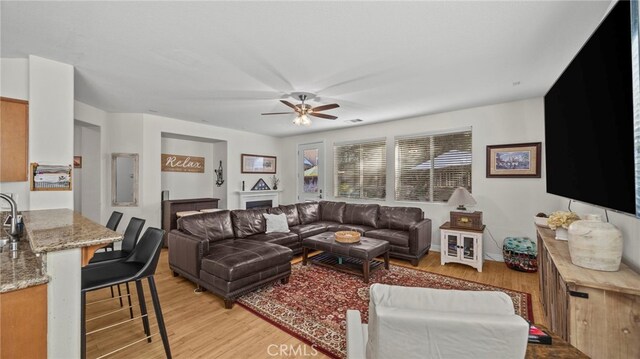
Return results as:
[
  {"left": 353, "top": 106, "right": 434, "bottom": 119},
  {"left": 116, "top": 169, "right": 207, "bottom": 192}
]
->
[{"left": 0, "top": 97, "right": 29, "bottom": 182}]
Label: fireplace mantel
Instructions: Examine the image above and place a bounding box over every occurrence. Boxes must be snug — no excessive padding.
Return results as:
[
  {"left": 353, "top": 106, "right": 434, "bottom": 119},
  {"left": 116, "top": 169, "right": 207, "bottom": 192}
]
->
[{"left": 236, "top": 190, "right": 282, "bottom": 209}]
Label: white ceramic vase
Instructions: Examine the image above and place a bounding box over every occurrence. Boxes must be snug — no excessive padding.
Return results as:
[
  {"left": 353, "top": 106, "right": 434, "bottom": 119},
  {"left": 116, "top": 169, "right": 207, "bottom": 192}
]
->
[
  {"left": 567, "top": 219, "right": 623, "bottom": 271},
  {"left": 554, "top": 227, "right": 569, "bottom": 240}
]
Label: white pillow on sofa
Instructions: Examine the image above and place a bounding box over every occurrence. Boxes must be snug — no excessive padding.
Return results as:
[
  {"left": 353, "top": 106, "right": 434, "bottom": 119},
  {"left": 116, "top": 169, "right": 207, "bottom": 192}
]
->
[{"left": 264, "top": 213, "right": 290, "bottom": 233}]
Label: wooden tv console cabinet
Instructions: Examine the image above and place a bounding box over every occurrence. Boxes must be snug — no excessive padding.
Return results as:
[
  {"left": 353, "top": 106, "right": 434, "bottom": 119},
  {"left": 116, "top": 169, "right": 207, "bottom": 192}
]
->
[{"left": 537, "top": 226, "right": 640, "bottom": 358}]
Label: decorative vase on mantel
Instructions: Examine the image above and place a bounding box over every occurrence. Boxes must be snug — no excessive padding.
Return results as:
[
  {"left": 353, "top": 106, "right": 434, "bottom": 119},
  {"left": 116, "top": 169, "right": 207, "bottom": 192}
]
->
[
  {"left": 567, "top": 218, "right": 623, "bottom": 272},
  {"left": 554, "top": 227, "right": 569, "bottom": 241}
]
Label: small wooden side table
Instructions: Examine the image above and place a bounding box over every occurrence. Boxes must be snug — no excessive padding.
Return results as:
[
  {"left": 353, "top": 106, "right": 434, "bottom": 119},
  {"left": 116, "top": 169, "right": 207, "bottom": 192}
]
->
[{"left": 440, "top": 222, "right": 485, "bottom": 272}]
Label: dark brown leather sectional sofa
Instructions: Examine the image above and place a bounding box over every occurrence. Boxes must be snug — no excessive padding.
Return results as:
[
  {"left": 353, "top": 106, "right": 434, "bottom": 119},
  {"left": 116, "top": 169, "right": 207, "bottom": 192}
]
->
[{"left": 168, "top": 201, "right": 431, "bottom": 308}]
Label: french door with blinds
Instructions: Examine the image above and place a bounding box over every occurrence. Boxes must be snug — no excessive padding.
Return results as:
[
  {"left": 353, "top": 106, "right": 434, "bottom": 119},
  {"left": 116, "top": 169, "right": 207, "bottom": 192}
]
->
[
  {"left": 298, "top": 142, "right": 324, "bottom": 202},
  {"left": 395, "top": 129, "right": 472, "bottom": 202}
]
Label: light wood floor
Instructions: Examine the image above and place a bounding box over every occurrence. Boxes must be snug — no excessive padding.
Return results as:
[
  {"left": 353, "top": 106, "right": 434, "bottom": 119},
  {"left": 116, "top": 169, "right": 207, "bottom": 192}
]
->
[{"left": 86, "top": 249, "right": 543, "bottom": 359}]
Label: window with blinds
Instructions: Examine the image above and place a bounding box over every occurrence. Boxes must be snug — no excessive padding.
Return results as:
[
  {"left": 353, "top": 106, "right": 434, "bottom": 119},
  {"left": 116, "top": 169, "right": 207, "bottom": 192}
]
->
[
  {"left": 334, "top": 139, "right": 386, "bottom": 199},
  {"left": 395, "top": 130, "right": 472, "bottom": 202}
]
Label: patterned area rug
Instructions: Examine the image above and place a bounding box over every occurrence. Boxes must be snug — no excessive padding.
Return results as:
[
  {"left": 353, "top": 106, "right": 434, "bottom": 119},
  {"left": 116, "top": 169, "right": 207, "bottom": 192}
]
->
[{"left": 237, "top": 262, "right": 533, "bottom": 359}]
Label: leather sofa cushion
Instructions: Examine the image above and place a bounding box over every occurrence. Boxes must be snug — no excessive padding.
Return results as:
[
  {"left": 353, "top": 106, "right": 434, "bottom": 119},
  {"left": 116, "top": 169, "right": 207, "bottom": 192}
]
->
[
  {"left": 327, "top": 223, "right": 375, "bottom": 234},
  {"left": 201, "top": 239, "right": 292, "bottom": 281},
  {"left": 247, "top": 232, "right": 299, "bottom": 247},
  {"left": 344, "top": 203, "right": 380, "bottom": 228},
  {"left": 231, "top": 208, "right": 268, "bottom": 238},
  {"left": 320, "top": 201, "right": 346, "bottom": 223},
  {"left": 296, "top": 202, "right": 320, "bottom": 224},
  {"left": 289, "top": 223, "right": 327, "bottom": 239},
  {"left": 268, "top": 204, "right": 300, "bottom": 227},
  {"left": 378, "top": 206, "right": 423, "bottom": 231},
  {"left": 178, "top": 210, "right": 235, "bottom": 242},
  {"left": 366, "top": 229, "right": 410, "bottom": 247}
]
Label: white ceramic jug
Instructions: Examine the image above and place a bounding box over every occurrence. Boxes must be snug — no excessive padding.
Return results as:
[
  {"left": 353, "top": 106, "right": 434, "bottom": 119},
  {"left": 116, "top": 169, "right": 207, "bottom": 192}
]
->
[{"left": 568, "top": 218, "right": 623, "bottom": 271}]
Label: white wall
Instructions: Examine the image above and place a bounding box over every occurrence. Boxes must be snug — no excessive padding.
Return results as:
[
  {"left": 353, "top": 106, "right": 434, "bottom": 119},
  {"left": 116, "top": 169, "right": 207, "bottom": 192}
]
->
[
  {"left": 74, "top": 101, "right": 109, "bottom": 225},
  {"left": 73, "top": 122, "right": 101, "bottom": 222},
  {"left": 280, "top": 98, "right": 562, "bottom": 259},
  {"left": 72, "top": 107, "right": 278, "bottom": 233},
  {"left": 0, "top": 58, "right": 30, "bottom": 210},
  {"left": 28, "top": 56, "right": 74, "bottom": 210},
  {"left": 0, "top": 58, "right": 29, "bottom": 99},
  {"left": 212, "top": 141, "right": 228, "bottom": 209},
  {"left": 141, "top": 113, "right": 282, "bottom": 229},
  {"left": 104, "top": 113, "right": 146, "bottom": 230},
  {"left": 161, "top": 136, "right": 214, "bottom": 200}
]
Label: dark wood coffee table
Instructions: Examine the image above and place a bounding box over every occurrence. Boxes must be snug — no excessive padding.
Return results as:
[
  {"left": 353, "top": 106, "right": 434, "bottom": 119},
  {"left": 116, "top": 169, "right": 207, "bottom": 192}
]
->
[{"left": 302, "top": 232, "right": 390, "bottom": 283}]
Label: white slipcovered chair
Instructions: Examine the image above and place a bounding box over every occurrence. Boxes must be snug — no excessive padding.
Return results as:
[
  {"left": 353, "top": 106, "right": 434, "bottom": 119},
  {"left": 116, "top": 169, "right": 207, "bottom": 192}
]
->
[{"left": 346, "top": 284, "right": 529, "bottom": 359}]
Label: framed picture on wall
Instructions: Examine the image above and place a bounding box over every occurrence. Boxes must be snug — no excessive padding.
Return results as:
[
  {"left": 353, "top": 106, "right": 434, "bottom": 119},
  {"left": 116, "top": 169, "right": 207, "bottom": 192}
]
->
[
  {"left": 241, "top": 154, "right": 277, "bottom": 174},
  {"left": 73, "top": 156, "right": 82, "bottom": 168},
  {"left": 486, "top": 142, "right": 541, "bottom": 178}
]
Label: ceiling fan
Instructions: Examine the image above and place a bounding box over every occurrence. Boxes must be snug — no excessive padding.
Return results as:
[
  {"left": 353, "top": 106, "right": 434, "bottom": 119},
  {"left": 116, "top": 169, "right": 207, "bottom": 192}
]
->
[{"left": 261, "top": 93, "right": 340, "bottom": 126}]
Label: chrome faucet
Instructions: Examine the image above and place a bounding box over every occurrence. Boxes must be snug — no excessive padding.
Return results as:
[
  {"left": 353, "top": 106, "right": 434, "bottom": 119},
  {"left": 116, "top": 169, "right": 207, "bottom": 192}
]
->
[{"left": 0, "top": 193, "right": 19, "bottom": 238}]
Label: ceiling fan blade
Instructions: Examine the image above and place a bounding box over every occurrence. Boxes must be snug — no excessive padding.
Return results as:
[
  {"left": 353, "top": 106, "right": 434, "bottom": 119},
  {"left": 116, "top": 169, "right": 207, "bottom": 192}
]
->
[
  {"left": 309, "top": 113, "right": 338, "bottom": 120},
  {"left": 310, "top": 103, "right": 340, "bottom": 112},
  {"left": 261, "top": 112, "right": 295, "bottom": 115},
  {"left": 280, "top": 100, "right": 299, "bottom": 110}
]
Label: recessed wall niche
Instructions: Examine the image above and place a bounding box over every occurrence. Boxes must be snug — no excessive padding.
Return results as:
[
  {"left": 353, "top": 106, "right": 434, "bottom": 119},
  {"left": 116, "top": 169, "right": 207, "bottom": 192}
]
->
[{"left": 160, "top": 132, "right": 227, "bottom": 208}]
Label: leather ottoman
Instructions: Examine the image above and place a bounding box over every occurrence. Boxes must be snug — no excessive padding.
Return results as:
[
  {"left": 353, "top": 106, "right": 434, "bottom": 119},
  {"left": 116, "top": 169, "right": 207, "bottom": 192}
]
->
[{"left": 199, "top": 239, "right": 293, "bottom": 308}]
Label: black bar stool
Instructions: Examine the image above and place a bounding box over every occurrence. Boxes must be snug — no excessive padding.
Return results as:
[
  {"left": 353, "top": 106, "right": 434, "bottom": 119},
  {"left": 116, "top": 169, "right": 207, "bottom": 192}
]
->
[
  {"left": 81, "top": 227, "right": 171, "bottom": 359},
  {"left": 89, "top": 217, "right": 146, "bottom": 312},
  {"left": 104, "top": 211, "right": 124, "bottom": 252},
  {"left": 91, "top": 217, "right": 145, "bottom": 264}
]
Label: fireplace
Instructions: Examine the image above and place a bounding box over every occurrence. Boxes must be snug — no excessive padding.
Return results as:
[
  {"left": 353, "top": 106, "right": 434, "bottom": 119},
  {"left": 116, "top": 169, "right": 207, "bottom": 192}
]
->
[
  {"left": 238, "top": 190, "right": 279, "bottom": 209},
  {"left": 246, "top": 200, "right": 273, "bottom": 209}
]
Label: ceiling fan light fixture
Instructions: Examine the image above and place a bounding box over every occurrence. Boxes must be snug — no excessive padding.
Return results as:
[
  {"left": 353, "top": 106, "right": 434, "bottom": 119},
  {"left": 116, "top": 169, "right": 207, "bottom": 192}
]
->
[
  {"left": 301, "top": 115, "right": 312, "bottom": 126},
  {"left": 293, "top": 114, "right": 312, "bottom": 127},
  {"left": 263, "top": 92, "right": 338, "bottom": 126}
]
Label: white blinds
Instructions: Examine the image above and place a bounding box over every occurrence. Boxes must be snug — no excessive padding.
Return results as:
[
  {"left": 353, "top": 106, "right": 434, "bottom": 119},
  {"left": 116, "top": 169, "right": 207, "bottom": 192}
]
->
[
  {"left": 395, "top": 130, "right": 472, "bottom": 202},
  {"left": 334, "top": 139, "right": 386, "bottom": 199}
]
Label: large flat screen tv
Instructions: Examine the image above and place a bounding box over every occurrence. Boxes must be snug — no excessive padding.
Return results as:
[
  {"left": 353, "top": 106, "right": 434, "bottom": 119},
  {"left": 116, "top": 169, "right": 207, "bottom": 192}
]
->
[{"left": 545, "top": 0, "right": 637, "bottom": 215}]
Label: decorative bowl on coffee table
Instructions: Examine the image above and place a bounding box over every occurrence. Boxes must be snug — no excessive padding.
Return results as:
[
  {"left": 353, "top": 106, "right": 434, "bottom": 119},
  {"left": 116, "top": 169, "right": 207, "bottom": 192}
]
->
[{"left": 334, "top": 231, "right": 361, "bottom": 244}]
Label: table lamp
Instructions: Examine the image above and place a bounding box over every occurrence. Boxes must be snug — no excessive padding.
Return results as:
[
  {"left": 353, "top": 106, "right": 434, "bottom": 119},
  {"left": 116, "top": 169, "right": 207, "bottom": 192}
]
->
[{"left": 447, "top": 187, "right": 476, "bottom": 211}]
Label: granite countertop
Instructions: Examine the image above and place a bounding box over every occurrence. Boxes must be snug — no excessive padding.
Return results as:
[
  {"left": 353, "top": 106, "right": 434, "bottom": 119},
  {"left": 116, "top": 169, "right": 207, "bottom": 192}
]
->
[
  {"left": 0, "top": 235, "right": 48, "bottom": 293},
  {"left": 0, "top": 211, "right": 47, "bottom": 293},
  {"left": 22, "top": 209, "right": 122, "bottom": 253},
  {"left": 1, "top": 209, "right": 122, "bottom": 293}
]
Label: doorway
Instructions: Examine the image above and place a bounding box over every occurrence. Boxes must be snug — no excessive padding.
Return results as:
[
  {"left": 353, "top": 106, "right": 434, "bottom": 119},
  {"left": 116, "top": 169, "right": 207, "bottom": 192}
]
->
[
  {"left": 298, "top": 142, "right": 324, "bottom": 202},
  {"left": 73, "top": 120, "right": 101, "bottom": 222}
]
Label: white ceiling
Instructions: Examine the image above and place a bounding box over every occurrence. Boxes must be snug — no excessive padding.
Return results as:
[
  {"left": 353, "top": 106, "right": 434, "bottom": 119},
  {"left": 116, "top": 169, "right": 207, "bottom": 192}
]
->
[{"left": 1, "top": 1, "right": 613, "bottom": 137}]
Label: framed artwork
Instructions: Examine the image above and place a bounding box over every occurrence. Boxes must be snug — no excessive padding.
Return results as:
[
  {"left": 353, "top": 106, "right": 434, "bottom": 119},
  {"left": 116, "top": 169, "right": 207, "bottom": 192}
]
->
[
  {"left": 73, "top": 156, "right": 82, "bottom": 168},
  {"left": 241, "top": 154, "right": 277, "bottom": 174},
  {"left": 486, "top": 142, "right": 541, "bottom": 178}
]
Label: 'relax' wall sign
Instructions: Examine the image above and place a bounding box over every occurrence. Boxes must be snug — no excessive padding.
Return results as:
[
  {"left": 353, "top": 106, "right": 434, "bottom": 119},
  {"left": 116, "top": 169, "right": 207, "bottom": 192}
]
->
[{"left": 161, "top": 154, "right": 205, "bottom": 173}]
